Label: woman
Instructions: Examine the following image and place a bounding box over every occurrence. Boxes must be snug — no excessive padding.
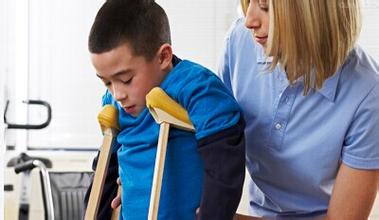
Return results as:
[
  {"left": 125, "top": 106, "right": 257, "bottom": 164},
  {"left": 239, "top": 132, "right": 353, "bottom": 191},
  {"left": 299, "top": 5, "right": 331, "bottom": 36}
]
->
[{"left": 219, "top": 0, "right": 379, "bottom": 219}]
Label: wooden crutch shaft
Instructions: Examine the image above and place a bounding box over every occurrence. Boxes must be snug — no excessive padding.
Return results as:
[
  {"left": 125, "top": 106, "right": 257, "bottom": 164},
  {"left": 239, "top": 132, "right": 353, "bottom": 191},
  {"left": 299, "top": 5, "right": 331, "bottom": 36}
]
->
[
  {"left": 85, "top": 128, "right": 117, "bottom": 220},
  {"left": 148, "top": 122, "right": 170, "bottom": 220},
  {"left": 146, "top": 87, "right": 195, "bottom": 220}
]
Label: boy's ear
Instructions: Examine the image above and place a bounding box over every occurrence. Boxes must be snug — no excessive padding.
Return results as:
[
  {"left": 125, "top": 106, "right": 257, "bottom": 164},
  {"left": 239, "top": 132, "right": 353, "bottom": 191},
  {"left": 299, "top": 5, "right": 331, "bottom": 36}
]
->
[{"left": 157, "top": 43, "right": 173, "bottom": 70}]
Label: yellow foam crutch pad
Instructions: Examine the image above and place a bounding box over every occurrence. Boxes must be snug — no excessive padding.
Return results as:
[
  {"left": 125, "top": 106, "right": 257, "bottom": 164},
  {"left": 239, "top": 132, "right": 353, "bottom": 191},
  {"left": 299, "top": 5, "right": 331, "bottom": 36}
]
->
[
  {"left": 97, "top": 104, "right": 120, "bottom": 133},
  {"left": 146, "top": 87, "right": 195, "bottom": 132}
]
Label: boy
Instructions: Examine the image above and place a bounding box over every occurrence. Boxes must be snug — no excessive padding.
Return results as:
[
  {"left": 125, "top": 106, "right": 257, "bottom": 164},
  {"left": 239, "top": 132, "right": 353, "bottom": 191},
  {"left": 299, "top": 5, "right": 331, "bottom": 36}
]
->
[{"left": 84, "top": 0, "right": 245, "bottom": 219}]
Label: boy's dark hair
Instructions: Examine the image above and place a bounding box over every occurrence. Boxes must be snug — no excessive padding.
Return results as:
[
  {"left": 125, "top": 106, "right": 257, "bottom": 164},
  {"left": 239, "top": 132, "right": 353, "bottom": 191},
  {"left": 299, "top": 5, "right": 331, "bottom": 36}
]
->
[{"left": 88, "top": 0, "right": 171, "bottom": 60}]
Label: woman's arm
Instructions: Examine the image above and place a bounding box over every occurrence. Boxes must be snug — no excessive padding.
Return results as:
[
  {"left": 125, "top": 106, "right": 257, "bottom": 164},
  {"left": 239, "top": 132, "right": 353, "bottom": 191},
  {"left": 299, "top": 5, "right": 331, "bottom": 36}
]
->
[{"left": 326, "top": 163, "right": 379, "bottom": 219}]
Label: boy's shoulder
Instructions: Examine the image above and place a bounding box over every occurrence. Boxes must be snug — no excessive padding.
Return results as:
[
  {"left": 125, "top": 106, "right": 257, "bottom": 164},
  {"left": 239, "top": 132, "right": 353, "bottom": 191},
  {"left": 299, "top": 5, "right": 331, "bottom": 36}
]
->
[
  {"left": 175, "top": 59, "right": 213, "bottom": 74},
  {"left": 164, "top": 58, "right": 218, "bottom": 87},
  {"left": 163, "top": 58, "right": 241, "bottom": 140},
  {"left": 162, "top": 56, "right": 237, "bottom": 102}
]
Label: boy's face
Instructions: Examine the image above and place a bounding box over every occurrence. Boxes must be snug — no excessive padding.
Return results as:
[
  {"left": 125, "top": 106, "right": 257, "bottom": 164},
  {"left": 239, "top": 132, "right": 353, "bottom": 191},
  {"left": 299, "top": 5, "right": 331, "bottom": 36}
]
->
[{"left": 91, "top": 43, "right": 167, "bottom": 117}]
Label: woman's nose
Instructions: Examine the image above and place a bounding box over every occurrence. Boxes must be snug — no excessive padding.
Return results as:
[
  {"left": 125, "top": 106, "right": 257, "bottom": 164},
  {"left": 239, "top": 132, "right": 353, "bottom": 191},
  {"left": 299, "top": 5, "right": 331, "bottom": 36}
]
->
[{"left": 245, "top": 3, "right": 261, "bottom": 30}]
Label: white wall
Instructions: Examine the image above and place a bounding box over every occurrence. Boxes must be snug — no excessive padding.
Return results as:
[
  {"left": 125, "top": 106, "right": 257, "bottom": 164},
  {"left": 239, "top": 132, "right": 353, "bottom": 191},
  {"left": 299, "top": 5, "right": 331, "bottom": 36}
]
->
[
  {"left": 358, "top": 0, "right": 379, "bottom": 61},
  {"left": 157, "top": 0, "right": 239, "bottom": 71},
  {"left": 26, "top": 0, "right": 105, "bottom": 149}
]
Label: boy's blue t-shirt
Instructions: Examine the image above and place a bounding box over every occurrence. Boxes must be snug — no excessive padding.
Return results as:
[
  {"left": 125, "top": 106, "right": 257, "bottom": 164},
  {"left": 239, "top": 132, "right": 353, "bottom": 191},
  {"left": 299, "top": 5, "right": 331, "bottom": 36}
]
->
[{"left": 102, "top": 59, "right": 241, "bottom": 220}]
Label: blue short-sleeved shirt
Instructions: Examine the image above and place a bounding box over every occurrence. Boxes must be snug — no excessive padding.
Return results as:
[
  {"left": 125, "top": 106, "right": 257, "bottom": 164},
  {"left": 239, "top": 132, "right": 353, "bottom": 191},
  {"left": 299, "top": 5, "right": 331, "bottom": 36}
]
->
[
  {"left": 103, "top": 59, "right": 241, "bottom": 220},
  {"left": 217, "top": 18, "right": 379, "bottom": 219}
]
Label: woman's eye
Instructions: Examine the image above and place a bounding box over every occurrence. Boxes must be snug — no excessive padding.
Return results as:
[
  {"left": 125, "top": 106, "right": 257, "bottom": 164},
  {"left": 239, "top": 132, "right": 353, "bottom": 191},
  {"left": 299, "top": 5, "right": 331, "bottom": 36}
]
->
[
  {"left": 260, "top": 6, "right": 268, "bottom": 12},
  {"left": 258, "top": 0, "right": 269, "bottom": 11},
  {"left": 104, "top": 81, "right": 111, "bottom": 87},
  {"left": 260, "top": 4, "right": 268, "bottom": 11}
]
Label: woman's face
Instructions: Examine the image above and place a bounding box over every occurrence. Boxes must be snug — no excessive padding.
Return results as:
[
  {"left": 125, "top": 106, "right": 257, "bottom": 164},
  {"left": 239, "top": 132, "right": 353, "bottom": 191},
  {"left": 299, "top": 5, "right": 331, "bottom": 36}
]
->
[{"left": 244, "top": 0, "right": 269, "bottom": 48}]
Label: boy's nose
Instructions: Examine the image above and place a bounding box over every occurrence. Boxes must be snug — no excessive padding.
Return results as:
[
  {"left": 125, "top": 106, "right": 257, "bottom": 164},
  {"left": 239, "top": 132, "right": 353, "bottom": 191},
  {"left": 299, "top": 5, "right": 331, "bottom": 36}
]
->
[{"left": 112, "top": 83, "right": 127, "bottom": 101}]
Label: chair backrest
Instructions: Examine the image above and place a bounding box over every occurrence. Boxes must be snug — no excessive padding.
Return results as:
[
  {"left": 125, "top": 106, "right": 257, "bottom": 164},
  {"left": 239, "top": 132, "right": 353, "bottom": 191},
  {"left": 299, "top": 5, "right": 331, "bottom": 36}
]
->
[{"left": 46, "top": 172, "right": 92, "bottom": 220}]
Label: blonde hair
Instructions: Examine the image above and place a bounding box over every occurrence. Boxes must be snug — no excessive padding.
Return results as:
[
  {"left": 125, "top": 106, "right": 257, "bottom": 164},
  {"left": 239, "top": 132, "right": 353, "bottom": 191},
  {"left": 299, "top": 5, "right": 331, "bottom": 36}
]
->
[
  {"left": 240, "top": 0, "right": 361, "bottom": 94},
  {"left": 240, "top": 0, "right": 249, "bottom": 16}
]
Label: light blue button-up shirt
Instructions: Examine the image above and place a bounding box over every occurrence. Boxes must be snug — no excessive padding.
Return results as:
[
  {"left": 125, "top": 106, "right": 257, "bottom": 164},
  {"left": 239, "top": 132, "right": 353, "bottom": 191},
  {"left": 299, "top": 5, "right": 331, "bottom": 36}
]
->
[{"left": 218, "top": 18, "right": 379, "bottom": 219}]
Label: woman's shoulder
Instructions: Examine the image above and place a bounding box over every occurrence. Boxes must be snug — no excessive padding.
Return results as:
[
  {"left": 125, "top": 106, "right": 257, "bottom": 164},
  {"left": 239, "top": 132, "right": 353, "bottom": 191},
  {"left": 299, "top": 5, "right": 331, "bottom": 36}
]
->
[
  {"left": 338, "top": 45, "right": 379, "bottom": 100},
  {"left": 225, "top": 18, "right": 252, "bottom": 45},
  {"left": 351, "top": 45, "right": 379, "bottom": 74},
  {"left": 343, "top": 45, "right": 379, "bottom": 83},
  {"left": 228, "top": 17, "right": 246, "bottom": 34},
  {"left": 223, "top": 18, "right": 262, "bottom": 62}
]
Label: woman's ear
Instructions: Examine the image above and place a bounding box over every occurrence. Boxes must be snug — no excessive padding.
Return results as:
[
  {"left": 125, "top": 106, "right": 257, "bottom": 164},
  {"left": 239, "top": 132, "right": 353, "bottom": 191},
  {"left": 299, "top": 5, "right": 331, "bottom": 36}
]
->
[{"left": 157, "top": 43, "right": 173, "bottom": 70}]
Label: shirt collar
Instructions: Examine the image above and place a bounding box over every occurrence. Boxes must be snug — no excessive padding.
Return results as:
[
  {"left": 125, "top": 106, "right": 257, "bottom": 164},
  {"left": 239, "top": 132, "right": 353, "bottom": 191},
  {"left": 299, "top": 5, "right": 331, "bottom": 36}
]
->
[
  {"left": 316, "top": 68, "right": 341, "bottom": 102},
  {"left": 317, "top": 49, "right": 355, "bottom": 102},
  {"left": 172, "top": 54, "right": 182, "bottom": 67},
  {"left": 255, "top": 44, "right": 353, "bottom": 102},
  {"left": 255, "top": 45, "right": 273, "bottom": 64}
]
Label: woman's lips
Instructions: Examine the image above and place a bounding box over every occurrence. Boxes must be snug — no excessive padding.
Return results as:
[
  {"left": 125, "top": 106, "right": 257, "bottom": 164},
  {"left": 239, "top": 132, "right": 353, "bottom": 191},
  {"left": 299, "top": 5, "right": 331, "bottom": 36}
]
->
[{"left": 255, "top": 35, "right": 268, "bottom": 45}]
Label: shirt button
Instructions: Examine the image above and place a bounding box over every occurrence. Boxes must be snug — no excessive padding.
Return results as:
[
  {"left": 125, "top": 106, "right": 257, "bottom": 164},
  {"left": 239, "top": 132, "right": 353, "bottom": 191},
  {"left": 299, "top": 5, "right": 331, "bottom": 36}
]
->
[
  {"left": 284, "top": 96, "right": 289, "bottom": 103},
  {"left": 275, "top": 123, "right": 282, "bottom": 130}
]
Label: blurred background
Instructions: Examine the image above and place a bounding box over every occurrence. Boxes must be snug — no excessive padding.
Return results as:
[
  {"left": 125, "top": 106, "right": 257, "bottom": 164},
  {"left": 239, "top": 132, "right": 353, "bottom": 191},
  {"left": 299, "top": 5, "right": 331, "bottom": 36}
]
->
[{"left": 0, "top": 0, "right": 378, "bottom": 219}]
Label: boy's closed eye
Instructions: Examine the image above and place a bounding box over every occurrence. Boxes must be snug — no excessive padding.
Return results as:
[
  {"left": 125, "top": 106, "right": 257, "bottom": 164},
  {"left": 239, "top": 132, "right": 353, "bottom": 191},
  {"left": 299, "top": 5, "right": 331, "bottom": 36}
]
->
[
  {"left": 100, "top": 77, "right": 133, "bottom": 87},
  {"left": 121, "top": 77, "right": 133, "bottom": 85}
]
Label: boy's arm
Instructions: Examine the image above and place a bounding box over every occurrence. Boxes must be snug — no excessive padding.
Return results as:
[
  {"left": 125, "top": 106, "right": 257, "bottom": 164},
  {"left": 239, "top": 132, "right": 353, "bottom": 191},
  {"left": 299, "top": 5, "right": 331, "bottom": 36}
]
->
[
  {"left": 197, "top": 117, "right": 246, "bottom": 220},
  {"left": 83, "top": 150, "right": 119, "bottom": 219},
  {"left": 325, "top": 163, "right": 378, "bottom": 220}
]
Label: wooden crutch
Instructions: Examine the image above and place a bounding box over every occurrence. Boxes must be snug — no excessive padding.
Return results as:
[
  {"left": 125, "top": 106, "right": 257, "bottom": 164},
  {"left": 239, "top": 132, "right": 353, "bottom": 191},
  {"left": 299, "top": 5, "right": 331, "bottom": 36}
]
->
[
  {"left": 146, "top": 87, "right": 195, "bottom": 220},
  {"left": 85, "top": 105, "right": 121, "bottom": 220}
]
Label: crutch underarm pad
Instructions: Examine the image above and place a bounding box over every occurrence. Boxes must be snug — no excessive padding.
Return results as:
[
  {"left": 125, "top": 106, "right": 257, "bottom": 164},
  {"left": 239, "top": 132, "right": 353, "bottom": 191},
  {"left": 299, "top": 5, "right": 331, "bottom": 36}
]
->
[
  {"left": 146, "top": 88, "right": 192, "bottom": 124},
  {"left": 98, "top": 105, "right": 119, "bottom": 132}
]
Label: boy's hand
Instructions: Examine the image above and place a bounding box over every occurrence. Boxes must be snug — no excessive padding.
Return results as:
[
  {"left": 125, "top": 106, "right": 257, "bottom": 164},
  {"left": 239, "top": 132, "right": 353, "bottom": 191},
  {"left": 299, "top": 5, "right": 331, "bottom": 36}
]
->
[{"left": 111, "top": 178, "right": 121, "bottom": 209}]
